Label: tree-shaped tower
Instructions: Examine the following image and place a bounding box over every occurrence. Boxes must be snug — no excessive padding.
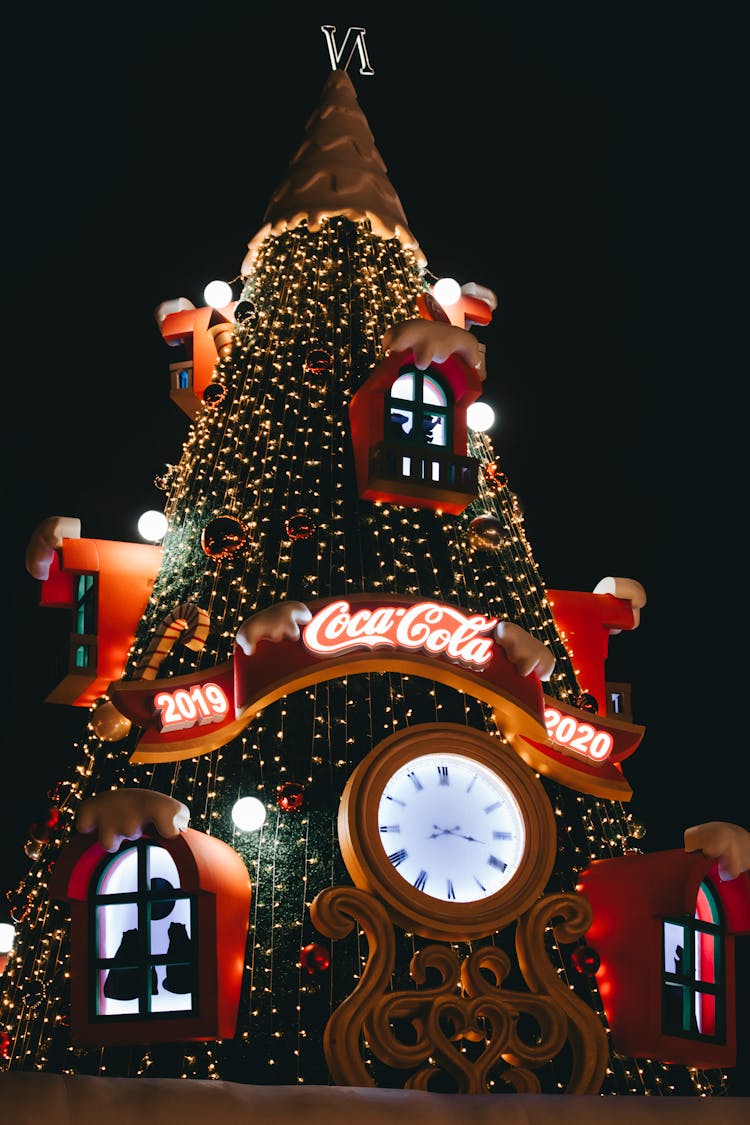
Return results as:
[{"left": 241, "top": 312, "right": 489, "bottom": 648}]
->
[{"left": 4, "top": 57, "right": 747, "bottom": 1116}]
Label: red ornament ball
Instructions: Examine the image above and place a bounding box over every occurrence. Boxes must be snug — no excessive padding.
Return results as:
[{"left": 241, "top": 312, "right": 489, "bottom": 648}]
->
[
  {"left": 467, "top": 514, "right": 507, "bottom": 550},
  {"left": 277, "top": 782, "right": 305, "bottom": 812},
  {"left": 90, "top": 698, "right": 132, "bottom": 742},
  {"left": 10, "top": 897, "right": 31, "bottom": 924},
  {"left": 300, "top": 942, "right": 331, "bottom": 975},
  {"left": 28, "top": 804, "right": 60, "bottom": 844},
  {"left": 285, "top": 514, "right": 317, "bottom": 541},
  {"left": 201, "top": 515, "right": 249, "bottom": 559},
  {"left": 24, "top": 839, "right": 43, "bottom": 861},
  {"left": 154, "top": 464, "right": 174, "bottom": 491},
  {"left": 0, "top": 1031, "right": 9, "bottom": 1060},
  {"left": 234, "top": 299, "right": 257, "bottom": 326},
  {"left": 483, "top": 461, "right": 508, "bottom": 489},
  {"left": 305, "top": 348, "right": 332, "bottom": 375},
  {"left": 571, "top": 945, "right": 601, "bottom": 976},
  {"left": 23, "top": 979, "right": 47, "bottom": 1010},
  {"left": 575, "top": 692, "right": 599, "bottom": 714},
  {"left": 202, "top": 383, "right": 227, "bottom": 408}
]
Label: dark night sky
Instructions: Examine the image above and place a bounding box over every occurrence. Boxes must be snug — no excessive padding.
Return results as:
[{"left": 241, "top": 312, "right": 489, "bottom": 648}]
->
[{"left": 3, "top": 7, "right": 745, "bottom": 951}]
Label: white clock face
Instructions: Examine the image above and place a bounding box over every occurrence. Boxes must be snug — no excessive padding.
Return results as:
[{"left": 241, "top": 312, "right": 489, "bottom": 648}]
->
[{"left": 376, "top": 752, "right": 526, "bottom": 904}]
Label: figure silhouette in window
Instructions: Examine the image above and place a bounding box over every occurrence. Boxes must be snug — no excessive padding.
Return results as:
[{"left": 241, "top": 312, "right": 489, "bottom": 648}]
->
[
  {"left": 663, "top": 943, "right": 686, "bottom": 1033},
  {"left": 390, "top": 411, "right": 411, "bottom": 439},
  {"left": 674, "top": 944, "right": 684, "bottom": 975},
  {"left": 423, "top": 415, "right": 440, "bottom": 443},
  {"left": 103, "top": 929, "right": 158, "bottom": 1000},
  {"left": 163, "top": 921, "right": 194, "bottom": 994}
]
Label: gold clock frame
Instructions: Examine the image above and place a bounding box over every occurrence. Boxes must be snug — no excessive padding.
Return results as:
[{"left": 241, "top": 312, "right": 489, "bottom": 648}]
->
[{"left": 338, "top": 723, "right": 557, "bottom": 940}]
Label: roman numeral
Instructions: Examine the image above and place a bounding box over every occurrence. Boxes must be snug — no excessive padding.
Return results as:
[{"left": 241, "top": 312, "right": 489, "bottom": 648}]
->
[
  {"left": 414, "top": 869, "right": 428, "bottom": 891},
  {"left": 446, "top": 879, "right": 456, "bottom": 900},
  {"left": 488, "top": 855, "right": 507, "bottom": 872},
  {"left": 386, "top": 794, "right": 406, "bottom": 806},
  {"left": 407, "top": 770, "right": 423, "bottom": 791},
  {"left": 465, "top": 773, "right": 477, "bottom": 793},
  {"left": 437, "top": 765, "right": 449, "bottom": 786},
  {"left": 474, "top": 876, "right": 487, "bottom": 893},
  {"left": 388, "top": 848, "right": 408, "bottom": 867},
  {"left": 320, "top": 25, "right": 375, "bottom": 76},
  {"left": 484, "top": 800, "right": 503, "bottom": 814},
  {"left": 380, "top": 824, "right": 400, "bottom": 833},
  {"left": 492, "top": 830, "right": 513, "bottom": 840}
]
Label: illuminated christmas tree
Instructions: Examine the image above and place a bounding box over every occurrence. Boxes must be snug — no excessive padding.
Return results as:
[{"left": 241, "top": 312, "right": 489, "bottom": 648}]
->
[{"left": 3, "top": 54, "right": 746, "bottom": 1112}]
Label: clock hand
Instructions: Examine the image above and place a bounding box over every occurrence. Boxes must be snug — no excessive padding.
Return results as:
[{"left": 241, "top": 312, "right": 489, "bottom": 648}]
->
[
  {"left": 444, "top": 824, "right": 486, "bottom": 843},
  {"left": 427, "top": 825, "right": 485, "bottom": 843}
]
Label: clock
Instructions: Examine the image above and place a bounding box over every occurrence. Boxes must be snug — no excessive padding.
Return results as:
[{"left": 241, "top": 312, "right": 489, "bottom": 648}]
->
[
  {"left": 338, "top": 723, "right": 556, "bottom": 940},
  {"left": 376, "top": 751, "right": 525, "bottom": 902}
]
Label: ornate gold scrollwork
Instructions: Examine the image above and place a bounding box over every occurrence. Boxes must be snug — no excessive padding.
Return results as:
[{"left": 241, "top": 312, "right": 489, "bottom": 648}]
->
[
  {"left": 515, "top": 891, "right": 609, "bottom": 1094},
  {"left": 309, "top": 883, "right": 395, "bottom": 1088},
  {"left": 311, "top": 884, "right": 608, "bottom": 1094}
]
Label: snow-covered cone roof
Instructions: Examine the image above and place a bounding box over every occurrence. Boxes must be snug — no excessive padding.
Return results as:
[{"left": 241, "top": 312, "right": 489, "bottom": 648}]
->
[{"left": 241, "top": 69, "right": 426, "bottom": 273}]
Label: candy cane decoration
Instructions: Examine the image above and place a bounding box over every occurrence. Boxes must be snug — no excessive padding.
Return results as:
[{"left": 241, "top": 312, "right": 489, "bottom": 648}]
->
[{"left": 133, "top": 603, "right": 212, "bottom": 681}]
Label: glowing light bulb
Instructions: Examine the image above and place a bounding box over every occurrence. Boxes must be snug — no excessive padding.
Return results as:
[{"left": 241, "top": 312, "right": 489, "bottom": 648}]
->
[
  {"left": 137, "top": 510, "right": 168, "bottom": 542},
  {"left": 232, "top": 797, "right": 267, "bottom": 832},
  {"left": 467, "top": 401, "right": 496, "bottom": 431},
  {"left": 203, "top": 279, "right": 233, "bottom": 308},
  {"left": 433, "top": 277, "right": 461, "bottom": 307}
]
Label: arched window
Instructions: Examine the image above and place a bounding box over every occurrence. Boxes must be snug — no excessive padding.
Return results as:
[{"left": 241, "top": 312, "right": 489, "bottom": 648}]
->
[
  {"left": 92, "top": 839, "right": 198, "bottom": 1019},
  {"left": 662, "top": 880, "right": 725, "bottom": 1041},
  {"left": 386, "top": 366, "right": 451, "bottom": 449},
  {"left": 349, "top": 348, "right": 481, "bottom": 514}
]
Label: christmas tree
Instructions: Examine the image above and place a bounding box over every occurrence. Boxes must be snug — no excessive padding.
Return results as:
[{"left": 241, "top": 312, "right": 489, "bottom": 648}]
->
[{"left": 3, "top": 51, "right": 747, "bottom": 1115}]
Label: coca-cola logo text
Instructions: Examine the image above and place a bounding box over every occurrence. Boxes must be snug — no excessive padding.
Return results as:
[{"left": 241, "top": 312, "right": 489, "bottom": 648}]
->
[{"left": 302, "top": 600, "right": 498, "bottom": 668}]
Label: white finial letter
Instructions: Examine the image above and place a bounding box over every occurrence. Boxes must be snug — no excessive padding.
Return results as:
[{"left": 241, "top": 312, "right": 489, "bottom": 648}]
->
[{"left": 321, "top": 25, "right": 374, "bottom": 75}]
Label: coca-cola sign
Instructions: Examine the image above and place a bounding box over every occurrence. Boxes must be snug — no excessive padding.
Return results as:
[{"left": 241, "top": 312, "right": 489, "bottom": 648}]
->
[
  {"left": 302, "top": 599, "right": 498, "bottom": 668},
  {"left": 111, "top": 594, "right": 642, "bottom": 799}
]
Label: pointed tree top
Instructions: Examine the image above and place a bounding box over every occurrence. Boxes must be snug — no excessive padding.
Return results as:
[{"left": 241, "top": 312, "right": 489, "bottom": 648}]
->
[{"left": 242, "top": 69, "right": 426, "bottom": 272}]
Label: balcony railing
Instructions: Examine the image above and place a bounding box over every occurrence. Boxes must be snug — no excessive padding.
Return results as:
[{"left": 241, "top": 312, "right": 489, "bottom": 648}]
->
[{"left": 368, "top": 441, "right": 478, "bottom": 509}]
